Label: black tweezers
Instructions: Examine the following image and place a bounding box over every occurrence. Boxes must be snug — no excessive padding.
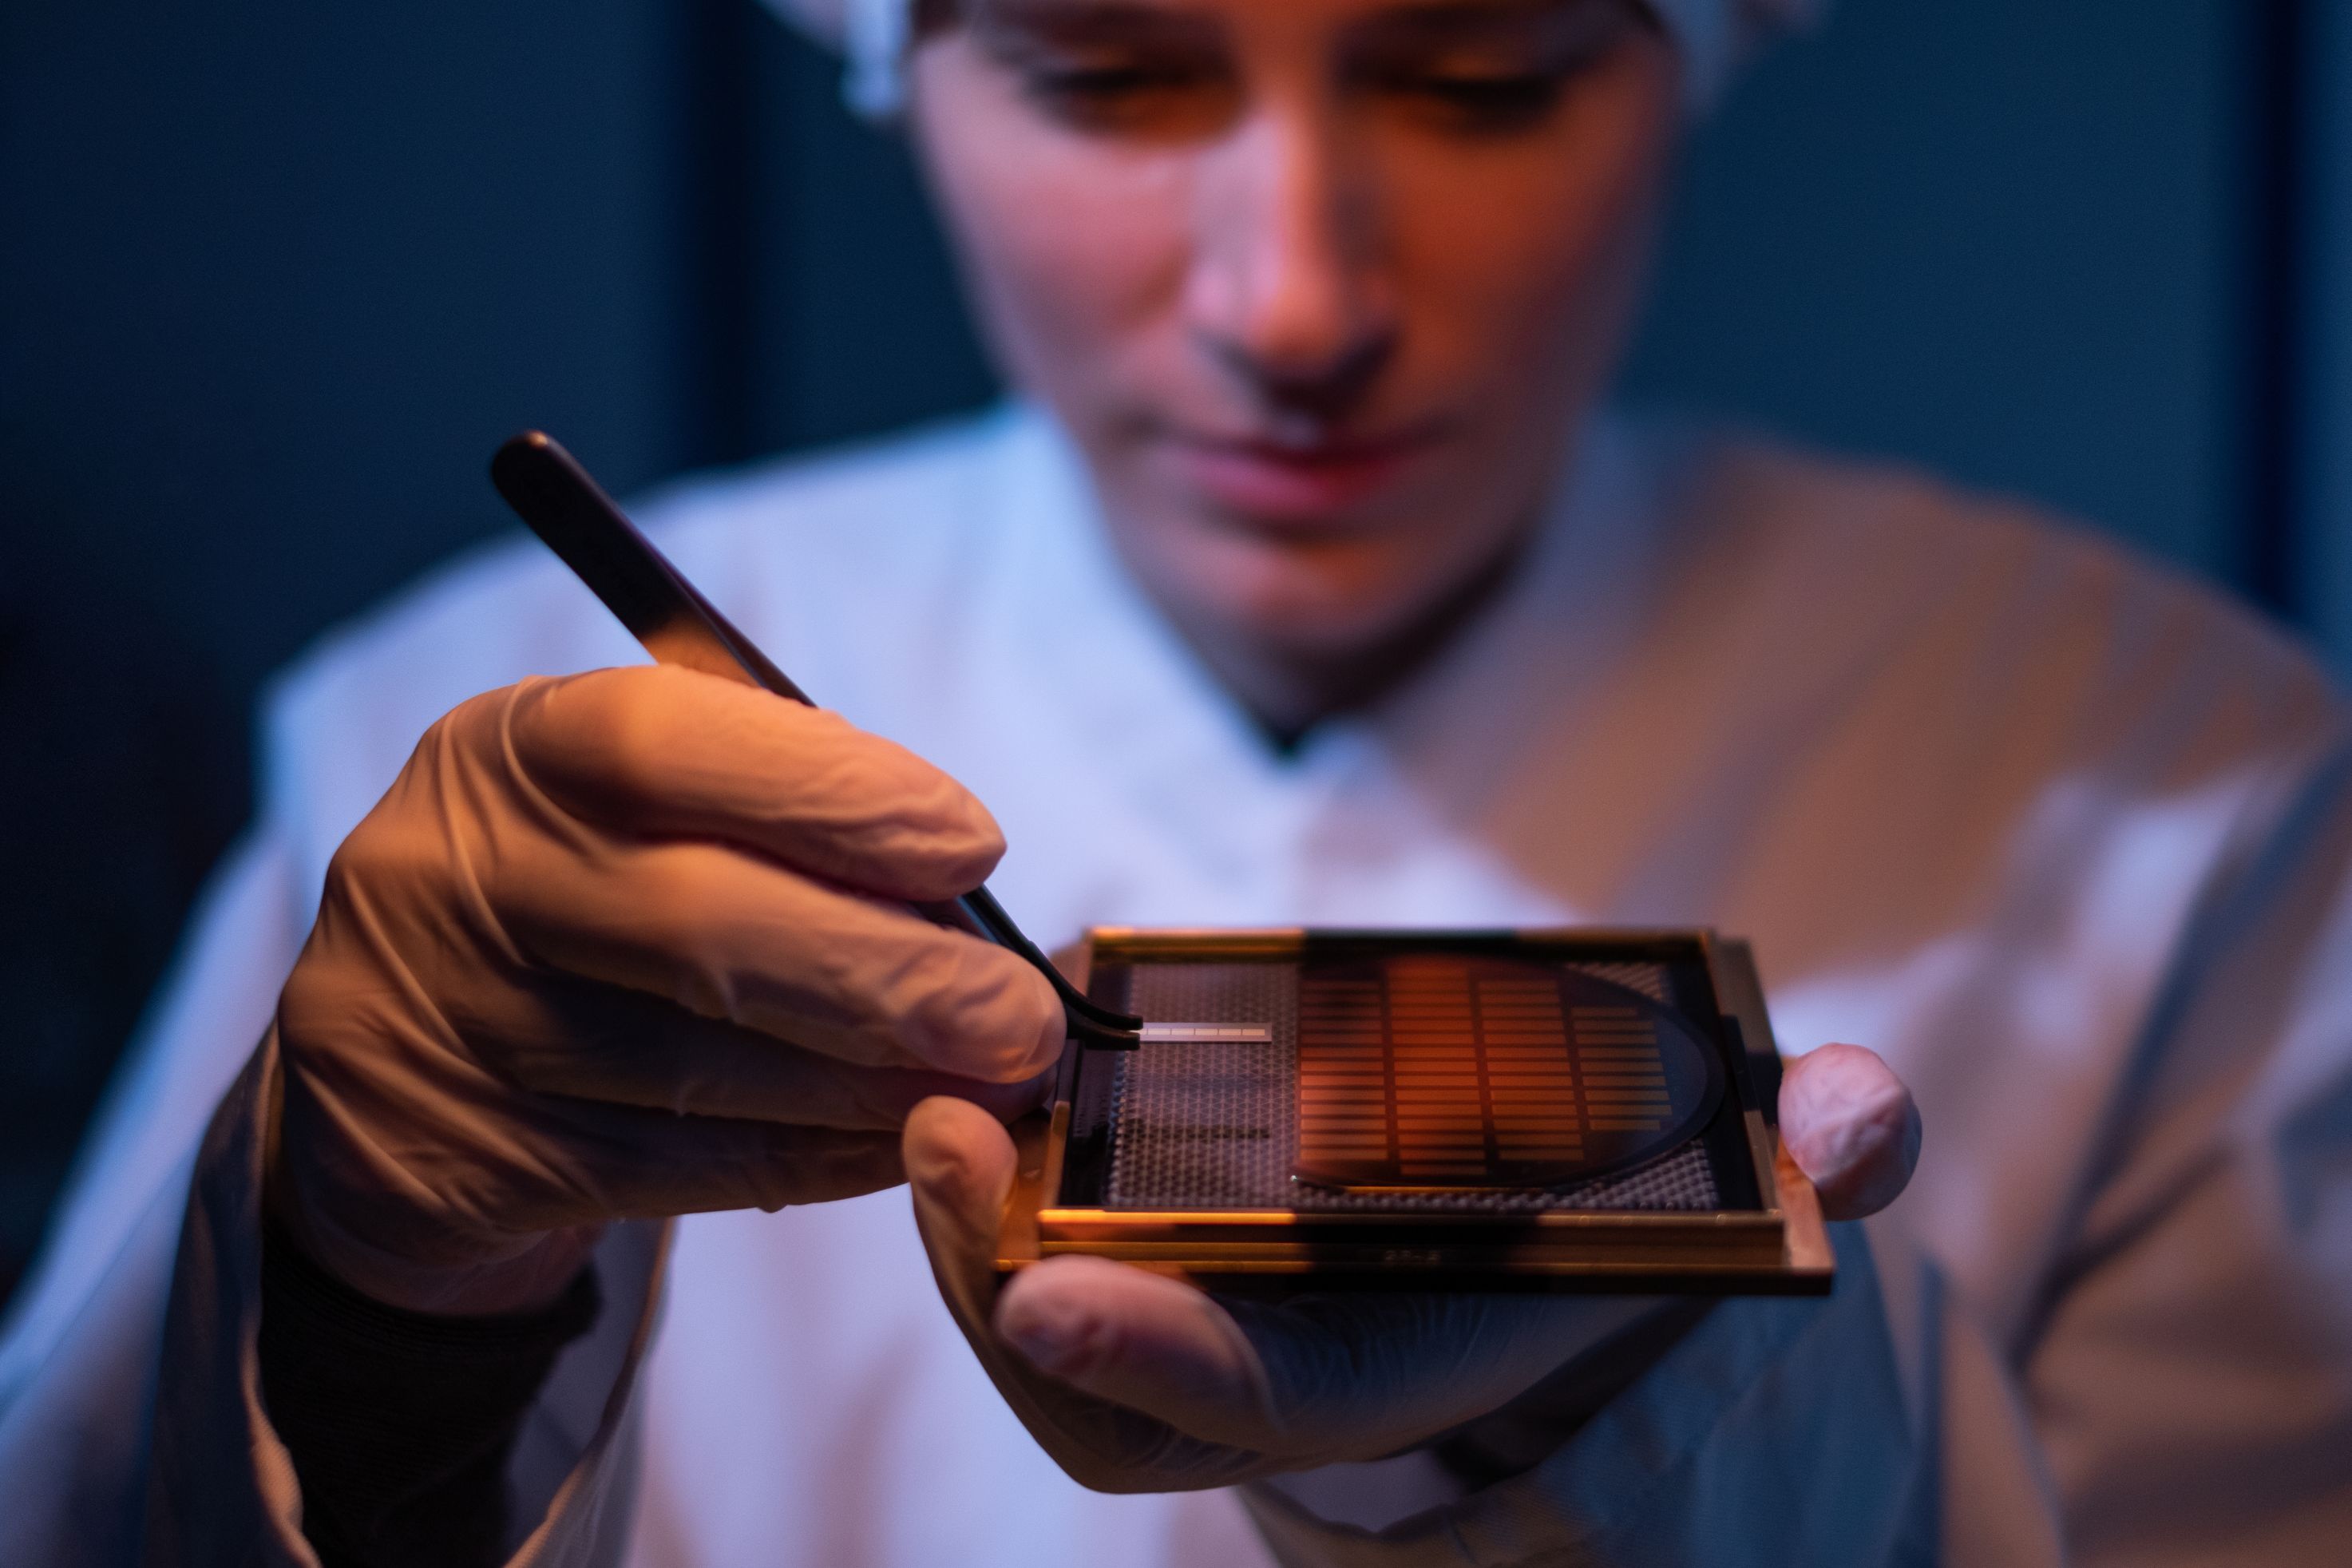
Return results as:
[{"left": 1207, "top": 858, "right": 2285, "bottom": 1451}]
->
[{"left": 490, "top": 430, "right": 1145, "bottom": 1050}]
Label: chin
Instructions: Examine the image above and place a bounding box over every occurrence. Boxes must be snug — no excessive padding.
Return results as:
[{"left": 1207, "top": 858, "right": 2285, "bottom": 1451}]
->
[{"left": 1179, "top": 532, "right": 1430, "bottom": 656}]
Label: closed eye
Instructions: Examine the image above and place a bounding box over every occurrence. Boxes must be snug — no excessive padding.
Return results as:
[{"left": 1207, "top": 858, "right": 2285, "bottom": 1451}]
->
[{"left": 1384, "top": 69, "right": 1570, "bottom": 132}]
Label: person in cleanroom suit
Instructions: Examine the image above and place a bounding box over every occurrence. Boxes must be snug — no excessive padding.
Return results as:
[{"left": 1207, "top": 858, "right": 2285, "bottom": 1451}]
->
[{"left": 5, "top": 0, "right": 2350, "bottom": 1562}]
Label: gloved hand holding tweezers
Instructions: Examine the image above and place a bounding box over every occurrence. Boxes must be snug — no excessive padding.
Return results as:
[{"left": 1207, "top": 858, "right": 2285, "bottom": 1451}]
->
[
  {"left": 267, "top": 663, "right": 1065, "bottom": 1315},
  {"left": 269, "top": 432, "right": 1141, "bottom": 1317}
]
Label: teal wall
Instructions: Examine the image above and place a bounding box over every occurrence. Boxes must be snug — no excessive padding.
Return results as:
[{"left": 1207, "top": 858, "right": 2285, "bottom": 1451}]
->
[
  {"left": 1624, "top": 0, "right": 2247, "bottom": 585},
  {"left": 2306, "top": 1, "right": 2352, "bottom": 669}
]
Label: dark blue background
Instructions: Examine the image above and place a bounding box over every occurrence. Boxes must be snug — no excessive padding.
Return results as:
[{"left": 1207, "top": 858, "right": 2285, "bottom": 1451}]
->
[{"left": 0, "top": 0, "right": 2309, "bottom": 1302}]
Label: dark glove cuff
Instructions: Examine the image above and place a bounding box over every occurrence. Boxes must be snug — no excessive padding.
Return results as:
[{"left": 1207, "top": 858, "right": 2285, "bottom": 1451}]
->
[{"left": 257, "top": 1217, "right": 600, "bottom": 1568}]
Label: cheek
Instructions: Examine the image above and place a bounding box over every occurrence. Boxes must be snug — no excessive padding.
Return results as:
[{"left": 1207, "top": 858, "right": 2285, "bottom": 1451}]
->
[
  {"left": 1377, "top": 42, "right": 1679, "bottom": 419},
  {"left": 919, "top": 98, "right": 1192, "bottom": 414},
  {"left": 1388, "top": 139, "right": 1665, "bottom": 411}
]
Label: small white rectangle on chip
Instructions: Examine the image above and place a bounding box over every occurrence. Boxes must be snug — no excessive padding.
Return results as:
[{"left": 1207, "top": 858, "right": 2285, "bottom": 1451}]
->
[{"left": 1138, "top": 1022, "right": 1274, "bottom": 1043}]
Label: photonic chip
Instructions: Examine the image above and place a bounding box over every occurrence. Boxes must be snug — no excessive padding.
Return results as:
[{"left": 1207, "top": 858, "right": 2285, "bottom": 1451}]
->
[
  {"left": 1292, "top": 952, "right": 1724, "bottom": 1191},
  {"left": 998, "top": 929, "right": 1833, "bottom": 1297}
]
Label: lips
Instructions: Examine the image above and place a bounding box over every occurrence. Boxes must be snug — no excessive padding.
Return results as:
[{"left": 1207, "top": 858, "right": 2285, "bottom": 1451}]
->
[{"left": 1159, "top": 425, "right": 1443, "bottom": 526}]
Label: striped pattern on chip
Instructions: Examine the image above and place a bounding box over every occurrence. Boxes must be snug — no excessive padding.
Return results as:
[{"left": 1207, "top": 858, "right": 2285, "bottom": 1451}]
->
[{"left": 1293, "top": 954, "right": 1720, "bottom": 1191}]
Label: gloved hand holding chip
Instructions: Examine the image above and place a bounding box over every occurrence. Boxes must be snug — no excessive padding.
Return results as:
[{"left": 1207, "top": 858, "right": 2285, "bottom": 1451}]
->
[
  {"left": 905, "top": 1043, "right": 1919, "bottom": 1491},
  {"left": 266, "top": 663, "right": 1065, "bottom": 1316}
]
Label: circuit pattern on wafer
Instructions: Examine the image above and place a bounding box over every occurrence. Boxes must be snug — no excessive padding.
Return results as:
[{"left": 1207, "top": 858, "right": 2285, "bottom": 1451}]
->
[{"left": 1103, "top": 959, "right": 1722, "bottom": 1214}]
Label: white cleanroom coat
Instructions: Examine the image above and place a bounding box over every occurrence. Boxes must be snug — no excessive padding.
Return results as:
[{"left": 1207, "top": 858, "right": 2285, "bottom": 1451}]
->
[{"left": 3, "top": 405, "right": 2349, "bottom": 1564}]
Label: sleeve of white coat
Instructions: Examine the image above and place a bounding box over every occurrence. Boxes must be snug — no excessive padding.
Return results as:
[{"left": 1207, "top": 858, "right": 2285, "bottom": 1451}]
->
[
  {"left": 0, "top": 827, "right": 303, "bottom": 1567},
  {"left": 1879, "top": 735, "right": 2352, "bottom": 1567},
  {"left": 2013, "top": 739, "right": 2352, "bottom": 1563},
  {"left": 0, "top": 802, "right": 669, "bottom": 1566}
]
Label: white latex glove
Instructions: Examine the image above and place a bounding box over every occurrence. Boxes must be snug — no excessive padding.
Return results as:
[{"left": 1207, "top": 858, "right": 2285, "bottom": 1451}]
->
[
  {"left": 906, "top": 1040, "right": 1920, "bottom": 1491},
  {"left": 267, "top": 664, "right": 1063, "bottom": 1315}
]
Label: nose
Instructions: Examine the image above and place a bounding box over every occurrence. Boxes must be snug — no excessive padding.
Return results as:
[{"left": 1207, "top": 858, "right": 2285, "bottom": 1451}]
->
[{"left": 1185, "top": 109, "right": 1397, "bottom": 423}]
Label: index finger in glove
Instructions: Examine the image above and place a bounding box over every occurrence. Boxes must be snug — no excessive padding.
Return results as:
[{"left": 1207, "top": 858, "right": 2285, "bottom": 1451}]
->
[
  {"left": 510, "top": 666, "right": 1007, "bottom": 902},
  {"left": 494, "top": 835, "right": 1065, "bottom": 1080},
  {"left": 469, "top": 974, "right": 1054, "bottom": 1127}
]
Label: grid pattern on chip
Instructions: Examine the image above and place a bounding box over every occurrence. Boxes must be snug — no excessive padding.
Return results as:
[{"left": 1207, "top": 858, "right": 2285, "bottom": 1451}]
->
[
  {"left": 1104, "top": 960, "right": 1722, "bottom": 1213},
  {"left": 1574, "top": 961, "right": 1669, "bottom": 1002}
]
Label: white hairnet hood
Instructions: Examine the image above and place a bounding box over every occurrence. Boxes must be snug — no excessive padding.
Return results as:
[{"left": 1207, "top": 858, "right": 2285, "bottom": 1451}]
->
[{"left": 766, "top": 0, "right": 1819, "bottom": 119}]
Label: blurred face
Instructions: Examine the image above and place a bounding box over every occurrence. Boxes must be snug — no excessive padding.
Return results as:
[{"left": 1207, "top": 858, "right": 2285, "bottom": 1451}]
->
[{"left": 907, "top": 0, "right": 1681, "bottom": 729}]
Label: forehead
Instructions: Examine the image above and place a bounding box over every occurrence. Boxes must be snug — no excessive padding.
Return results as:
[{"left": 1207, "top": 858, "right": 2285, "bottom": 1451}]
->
[{"left": 962, "top": 0, "right": 1608, "bottom": 33}]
